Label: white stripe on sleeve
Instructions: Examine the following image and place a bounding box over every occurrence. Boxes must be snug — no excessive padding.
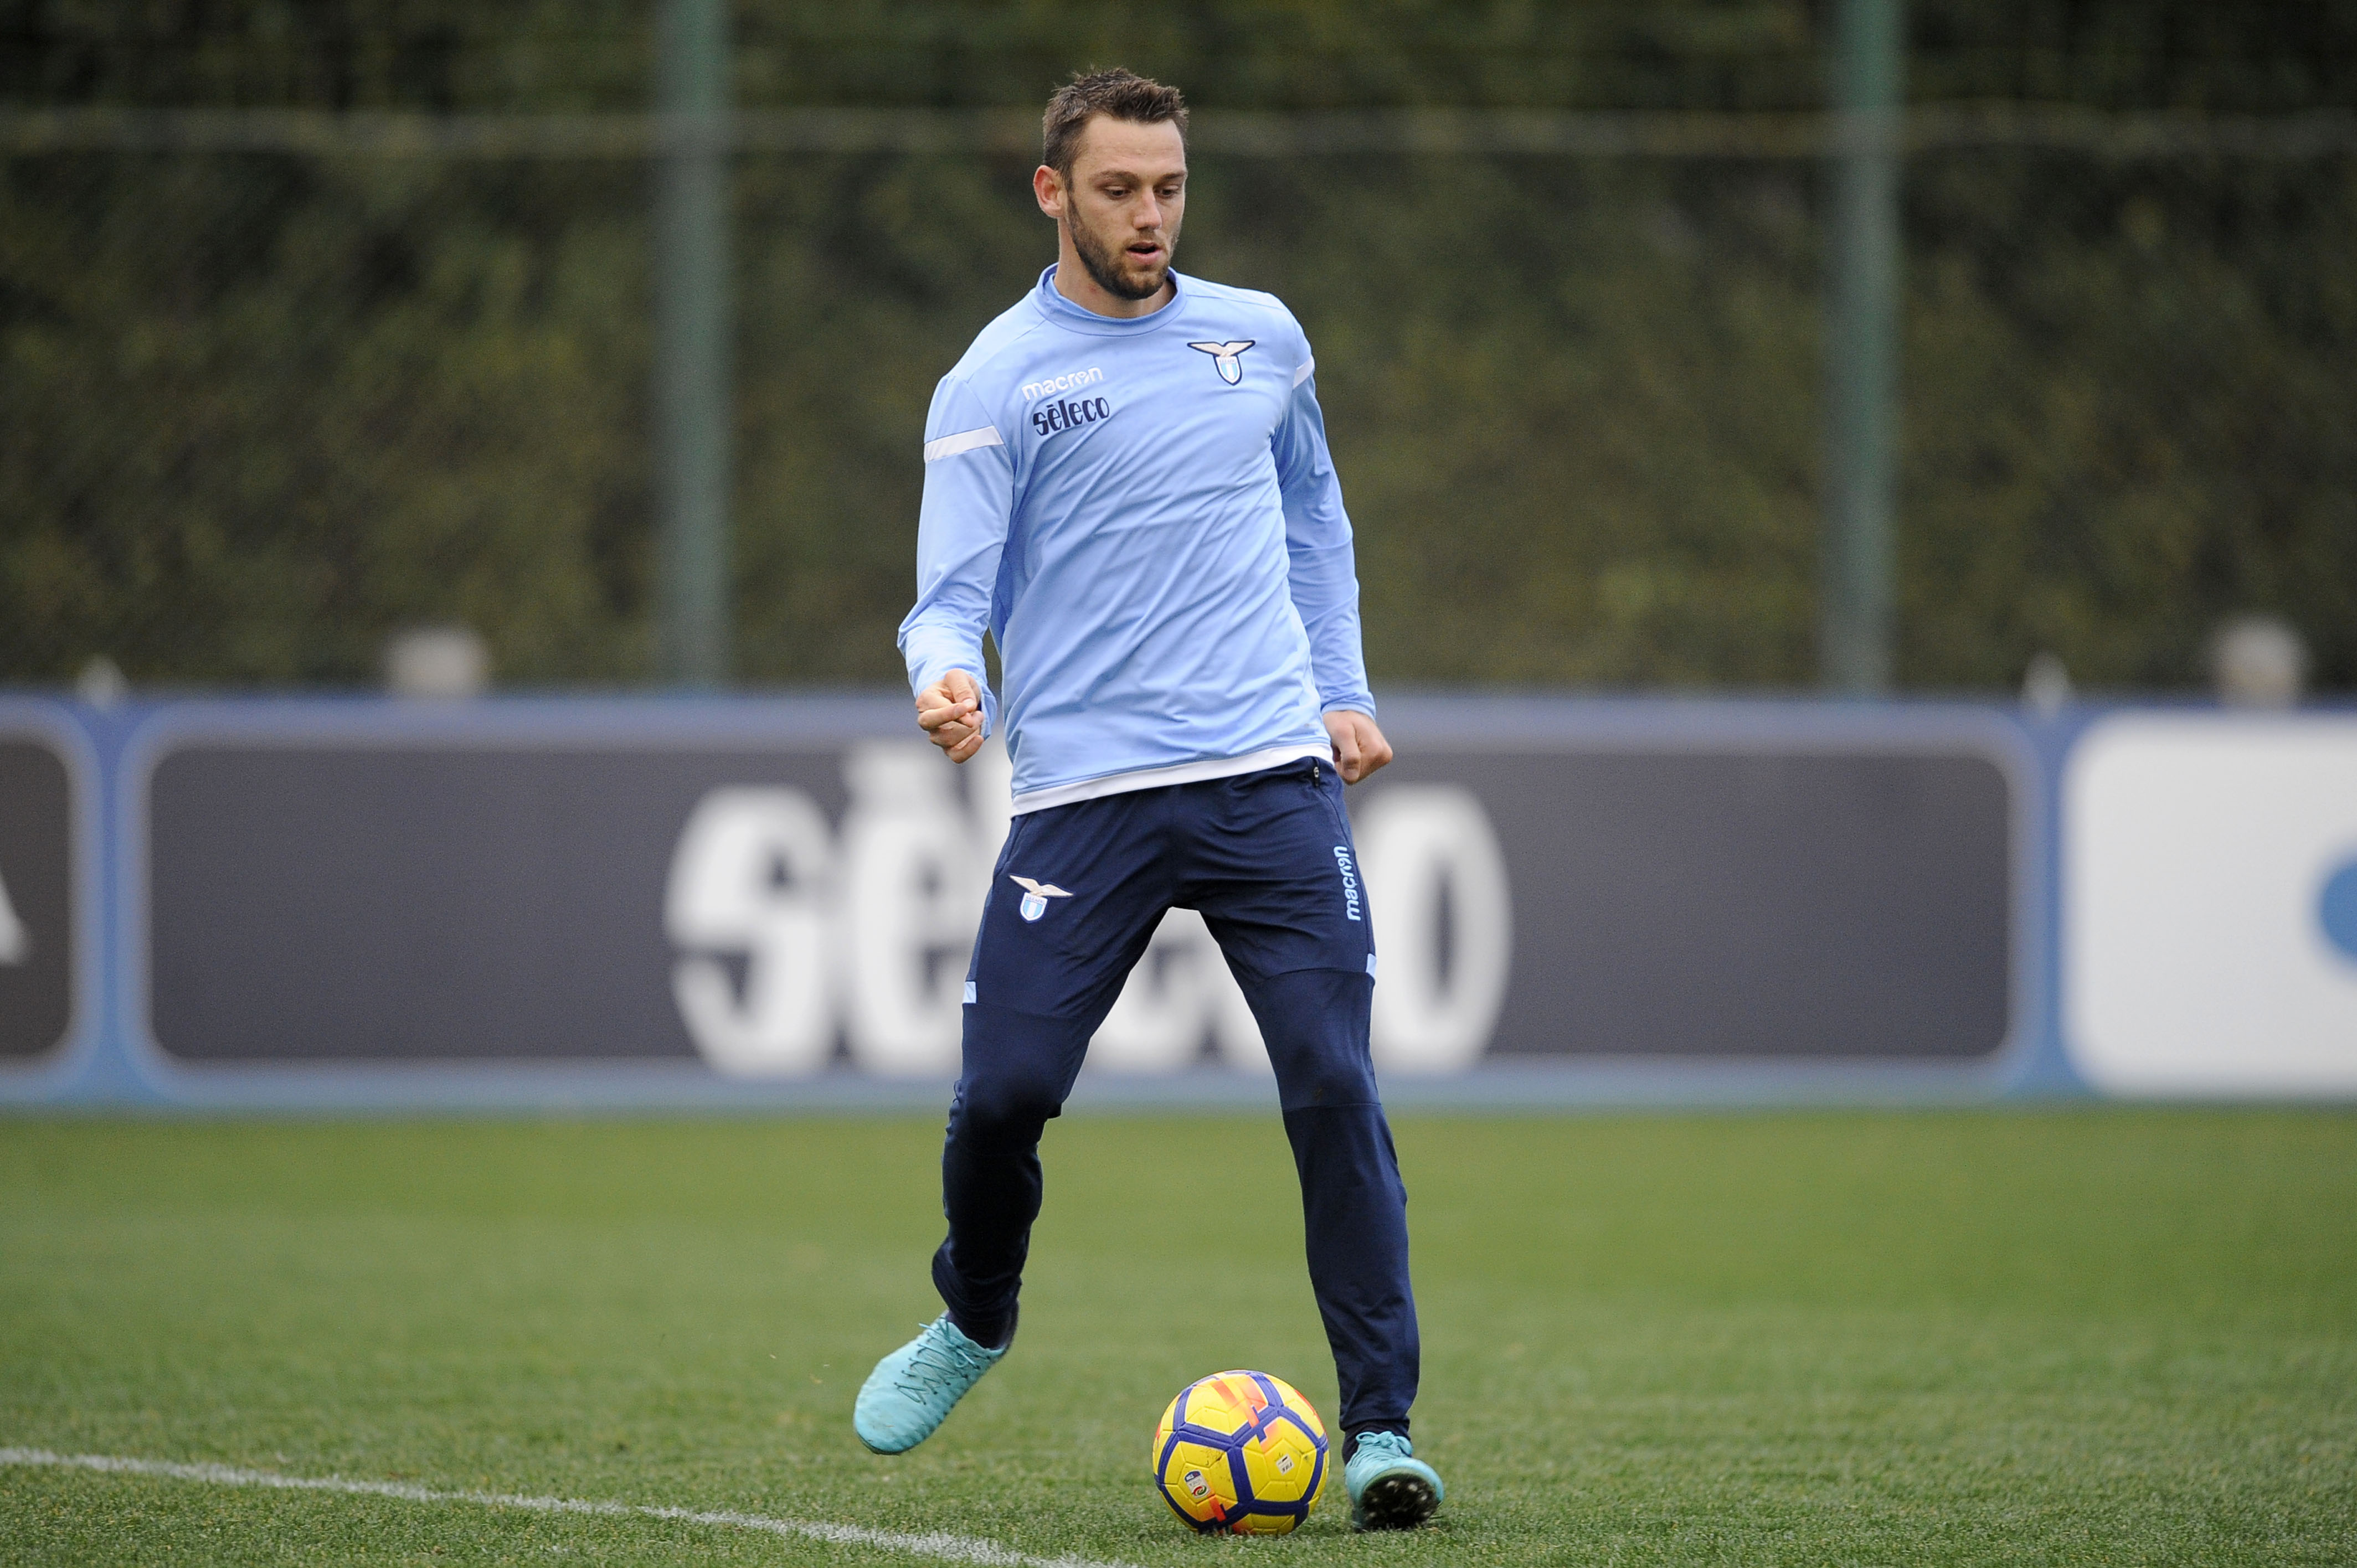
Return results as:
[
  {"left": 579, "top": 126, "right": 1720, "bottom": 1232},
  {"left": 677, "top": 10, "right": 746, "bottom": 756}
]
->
[
  {"left": 923, "top": 425, "right": 1004, "bottom": 463},
  {"left": 1293, "top": 357, "right": 1316, "bottom": 388}
]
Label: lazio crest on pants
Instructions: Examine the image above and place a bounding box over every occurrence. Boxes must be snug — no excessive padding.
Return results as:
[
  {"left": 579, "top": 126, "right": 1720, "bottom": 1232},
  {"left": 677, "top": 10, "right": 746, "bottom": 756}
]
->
[{"left": 1010, "top": 874, "right": 1072, "bottom": 922}]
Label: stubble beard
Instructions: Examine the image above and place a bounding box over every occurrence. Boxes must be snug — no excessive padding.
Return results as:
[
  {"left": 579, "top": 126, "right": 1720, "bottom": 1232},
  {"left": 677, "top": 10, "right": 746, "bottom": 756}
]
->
[{"left": 1064, "top": 209, "right": 1174, "bottom": 302}]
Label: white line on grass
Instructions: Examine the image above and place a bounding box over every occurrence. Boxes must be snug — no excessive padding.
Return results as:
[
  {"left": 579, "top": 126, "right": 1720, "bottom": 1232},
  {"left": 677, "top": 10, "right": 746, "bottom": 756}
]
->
[{"left": 0, "top": 1447, "right": 1137, "bottom": 1568}]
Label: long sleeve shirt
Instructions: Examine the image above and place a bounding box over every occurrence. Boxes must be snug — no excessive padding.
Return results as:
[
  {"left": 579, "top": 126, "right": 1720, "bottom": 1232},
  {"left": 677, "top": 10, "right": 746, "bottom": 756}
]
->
[{"left": 898, "top": 266, "right": 1375, "bottom": 814}]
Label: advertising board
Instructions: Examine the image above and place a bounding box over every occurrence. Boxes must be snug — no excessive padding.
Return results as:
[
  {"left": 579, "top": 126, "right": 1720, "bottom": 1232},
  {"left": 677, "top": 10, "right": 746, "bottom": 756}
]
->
[
  {"left": 132, "top": 703, "right": 2023, "bottom": 1084},
  {"left": 0, "top": 718, "right": 79, "bottom": 1066},
  {"left": 1366, "top": 742, "right": 2016, "bottom": 1064},
  {"left": 2066, "top": 714, "right": 2357, "bottom": 1095}
]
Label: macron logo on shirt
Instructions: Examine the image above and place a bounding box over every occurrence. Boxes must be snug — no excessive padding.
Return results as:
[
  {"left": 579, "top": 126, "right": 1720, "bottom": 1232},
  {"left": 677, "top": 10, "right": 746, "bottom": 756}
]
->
[
  {"left": 1020, "top": 366, "right": 1104, "bottom": 401},
  {"left": 1023, "top": 365, "right": 1112, "bottom": 438}
]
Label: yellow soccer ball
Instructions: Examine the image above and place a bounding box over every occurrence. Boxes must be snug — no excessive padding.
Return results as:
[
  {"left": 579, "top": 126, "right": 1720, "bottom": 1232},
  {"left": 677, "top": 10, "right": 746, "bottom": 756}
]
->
[{"left": 1151, "top": 1370, "right": 1329, "bottom": 1534}]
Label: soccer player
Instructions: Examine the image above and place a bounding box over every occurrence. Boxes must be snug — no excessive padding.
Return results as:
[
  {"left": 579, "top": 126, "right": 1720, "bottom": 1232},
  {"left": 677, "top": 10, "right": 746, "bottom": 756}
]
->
[{"left": 854, "top": 68, "right": 1443, "bottom": 1531}]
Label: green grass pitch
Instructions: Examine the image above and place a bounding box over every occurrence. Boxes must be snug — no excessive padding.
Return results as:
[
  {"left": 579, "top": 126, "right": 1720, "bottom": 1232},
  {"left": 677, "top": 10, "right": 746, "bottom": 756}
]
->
[{"left": 3, "top": 1108, "right": 2354, "bottom": 1565}]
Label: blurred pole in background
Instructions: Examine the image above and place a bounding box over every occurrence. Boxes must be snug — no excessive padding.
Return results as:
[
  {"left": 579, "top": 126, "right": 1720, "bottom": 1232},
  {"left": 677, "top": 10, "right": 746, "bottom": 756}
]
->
[
  {"left": 1821, "top": 0, "right": 1903, "bottom": 694},
  {"left": 655, "top": 0, "right": 733, "bottom": 687}
]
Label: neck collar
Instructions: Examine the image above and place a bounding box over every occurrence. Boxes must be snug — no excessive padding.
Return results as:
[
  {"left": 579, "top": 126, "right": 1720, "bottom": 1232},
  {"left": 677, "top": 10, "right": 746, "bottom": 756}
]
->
[{"left": 1034, "top": 264, "right": 1188, "bottom": 334}]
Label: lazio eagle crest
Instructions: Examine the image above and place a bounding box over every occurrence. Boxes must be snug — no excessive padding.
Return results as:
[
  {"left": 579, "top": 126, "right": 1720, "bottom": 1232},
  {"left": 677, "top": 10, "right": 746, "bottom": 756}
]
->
[
  {"left": 1008, "top": 874, "right": 1072, "bottom": 922},
  {"left": 1188, "top": 339, "right": 1256, "bottom": 385}
]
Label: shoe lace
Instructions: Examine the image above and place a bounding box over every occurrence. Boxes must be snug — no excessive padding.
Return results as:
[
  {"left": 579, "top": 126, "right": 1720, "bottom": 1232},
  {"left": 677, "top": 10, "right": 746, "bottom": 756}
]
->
[
  {"left": 893, "top": 1323, "right": 991, "bottom": 1399},
  {"left": 1354, "top": 1431, "right": 1412, "bottom": 1464}
]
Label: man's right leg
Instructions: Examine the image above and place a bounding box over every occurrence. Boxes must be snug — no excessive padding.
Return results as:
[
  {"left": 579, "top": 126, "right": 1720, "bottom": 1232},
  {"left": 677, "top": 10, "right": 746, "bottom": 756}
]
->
[
  {"left": 857, "top": 788, "right": 1171, "bottom": 1454},
  {"left": 930, "top": 1004, "right": 1097, "bottom": 1349},
  {"left": 851, "top": 1004, "right": 1095, "bottom": 1455}
]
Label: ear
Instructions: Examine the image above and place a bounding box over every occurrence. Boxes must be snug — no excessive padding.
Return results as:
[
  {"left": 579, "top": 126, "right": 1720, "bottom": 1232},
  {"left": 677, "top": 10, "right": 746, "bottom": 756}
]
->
[{"left": 1033, "top": 164, "right": 1064, "bottom": 220}]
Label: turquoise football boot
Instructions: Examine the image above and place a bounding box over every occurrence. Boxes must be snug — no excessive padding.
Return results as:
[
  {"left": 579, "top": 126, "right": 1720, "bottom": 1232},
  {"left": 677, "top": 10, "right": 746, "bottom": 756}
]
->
[
  {"left": 853, "top": 1316, "right": 1007, "bottom": 1454},
  {"left": 1344, "top": 1431, "right": 1444, "bottom": 1530}
]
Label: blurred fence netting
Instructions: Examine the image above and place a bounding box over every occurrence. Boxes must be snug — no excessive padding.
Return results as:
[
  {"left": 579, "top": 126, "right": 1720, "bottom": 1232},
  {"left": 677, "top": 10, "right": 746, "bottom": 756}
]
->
[
  {"left": 1900, "top": 142, "right": 2357, "bottom": 692},
  {"left": 1, "top": 144, "right": 655, "bottom": 686},
  {"left": 2, "top": 110, "right": 2352, "bottom": 691}
]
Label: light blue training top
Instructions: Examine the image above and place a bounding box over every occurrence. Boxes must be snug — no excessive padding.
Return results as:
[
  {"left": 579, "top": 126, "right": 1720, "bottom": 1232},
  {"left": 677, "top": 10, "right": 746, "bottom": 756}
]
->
[{"left": 898, "top": 265, "right": 1375, "bottom": 814}]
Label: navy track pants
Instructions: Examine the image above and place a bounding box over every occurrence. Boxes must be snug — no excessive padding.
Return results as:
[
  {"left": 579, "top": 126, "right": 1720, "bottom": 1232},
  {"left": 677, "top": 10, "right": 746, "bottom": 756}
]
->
[{"left": 932, "top": 757, "right": 1419, "bottom": 1445}]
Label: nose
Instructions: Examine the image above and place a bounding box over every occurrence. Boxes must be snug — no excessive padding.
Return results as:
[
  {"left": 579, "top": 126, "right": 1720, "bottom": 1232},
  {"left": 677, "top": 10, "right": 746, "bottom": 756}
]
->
[{"left": 1134, "top": 193, "right": 1164, "bottom": 231}]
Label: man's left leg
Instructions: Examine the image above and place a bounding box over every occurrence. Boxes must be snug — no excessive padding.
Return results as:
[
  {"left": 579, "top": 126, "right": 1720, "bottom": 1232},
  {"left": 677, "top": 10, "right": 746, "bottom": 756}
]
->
[
  {"left": 1228, "top": 967, "right": 1443, "bottom": 1530},
  {"left": 1186, "top": 761, "right": 1442, "bottom": 1529}
]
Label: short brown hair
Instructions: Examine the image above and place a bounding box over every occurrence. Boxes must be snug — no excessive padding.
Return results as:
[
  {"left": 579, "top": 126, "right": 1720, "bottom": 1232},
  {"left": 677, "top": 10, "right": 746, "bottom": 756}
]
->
[{"left": 1042, "top": 68, "right": 1188, "bottom": 179}]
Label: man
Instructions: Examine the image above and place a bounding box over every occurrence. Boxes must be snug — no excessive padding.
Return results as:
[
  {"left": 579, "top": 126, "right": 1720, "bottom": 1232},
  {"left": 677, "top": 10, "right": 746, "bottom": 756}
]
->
[{"left": 855, "top": 68, "right": 1442, "bottom": 1532}]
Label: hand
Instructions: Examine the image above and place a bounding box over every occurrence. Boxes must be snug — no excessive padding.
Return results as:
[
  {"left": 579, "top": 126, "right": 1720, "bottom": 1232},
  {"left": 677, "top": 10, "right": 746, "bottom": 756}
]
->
[
  {"left": 1323, "top": 709, "right": 1393, "bottom": 784},
  {"left": 917, "top": 668, "right": 987, "bottom": 764}
]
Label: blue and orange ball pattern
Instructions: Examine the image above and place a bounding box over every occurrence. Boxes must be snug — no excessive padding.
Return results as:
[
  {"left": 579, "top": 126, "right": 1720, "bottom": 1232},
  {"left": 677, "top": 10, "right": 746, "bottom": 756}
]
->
[{"left": 1152, "top": 1370, "right": 1329, "bottom": 1534}]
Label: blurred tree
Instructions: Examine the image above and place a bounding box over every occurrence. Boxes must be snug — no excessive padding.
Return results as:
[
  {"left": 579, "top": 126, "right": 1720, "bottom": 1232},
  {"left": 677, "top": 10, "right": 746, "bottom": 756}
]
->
[
  {"left": 0, "top": 1, "right": 2351, "bottom": 690},
  {"left": 0, "top": 154, "right": 652, "bottom": 683}
]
